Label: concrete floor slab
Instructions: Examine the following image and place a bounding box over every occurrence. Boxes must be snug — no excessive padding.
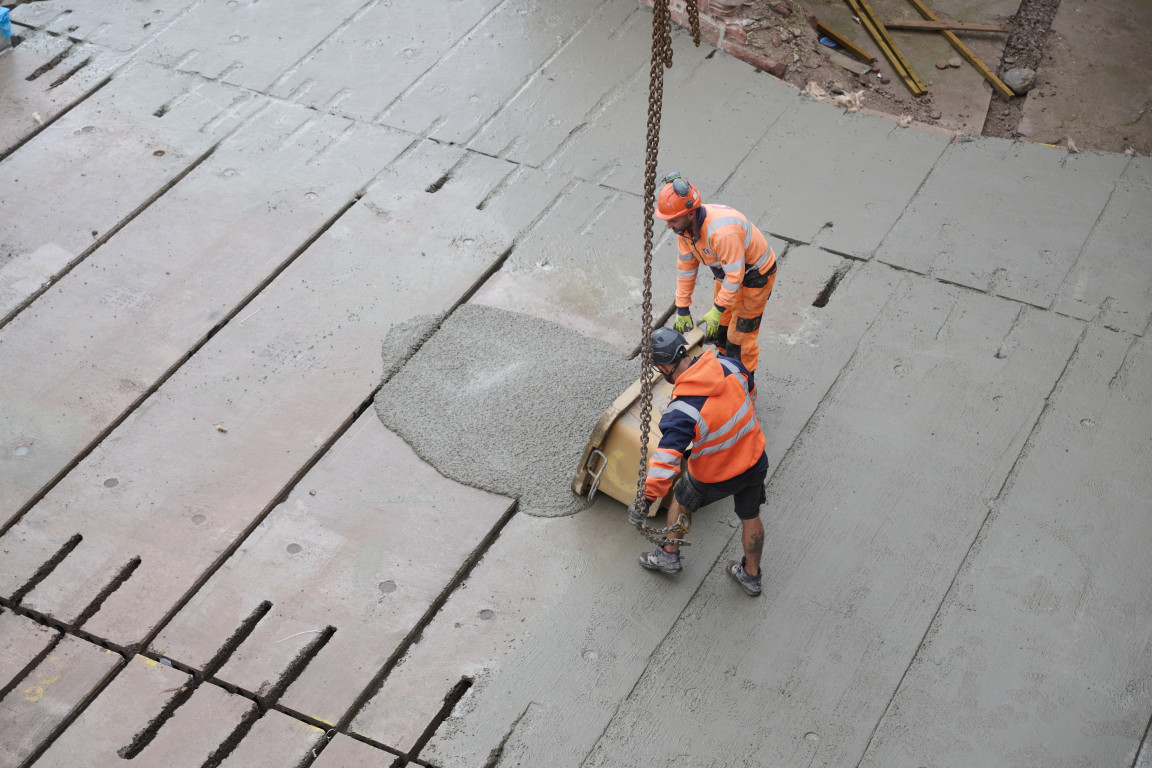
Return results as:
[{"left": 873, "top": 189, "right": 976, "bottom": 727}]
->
[
  {"left": 859, "top": 328, "right": 1152, "bottom": 767},
  {"left": 0, "top": 30, "right": 126, "bottom": 157},
  {"left": 0, "top": 61, "right": 261, "bottom": 319},
  {"left": 151, "top": 414, "right": 513, "bottom": 728},
  {"left": 11, "top": 0, "right": 198, "bottom": 54},
  {"left": 1, "top": 142, "right": 561, "bottom": 650},
  {"left": 467, "top": 1, "right": 650, "bottom": 167},
  {"left": 722, "top": 97, "right": 950, "bottom": 257},
  {"left": 138, "top": 0, "right": 367, "bottom": 93},
  {"left": 579, "top": 276, "right": 1084, "bottom": 767},
  {"left": 378, "top": 0, "right": 605, "bottom": 144},
  {"left": 1054, "top": 156, "right": 1152, "bottom": 335},
  {"left": 34, "top": 653, "right": 253, "bottom": 768},
  {"left": 268, "top": 0, "right": 502, "bottom": 123},
  {"left": 0, "top": 610, "right": 58, "bottom": 697},
  {"left": 0, "top": 101, "right": 406, "bottom": 527},
  {"left": 875, "top": 136, "right": 1129, "bottom": 307},
  {"left": 216, "top": 709, "right": 328, "bottom": 768},
  {"left": 312, "top": 734, "right": 397, "bottom": 768},
  {"left": 551, "top": 28, "right": 799, "bottom": 196},
  {"left": 0, "top": 634, "right": 122, "bottom": 766},
  {"left": 469, "top": 179, "right": 661, "bottom": 352},
  {"left": 1017, "top": 0, "right": 1152, "bottom": 154},
  {"left": 353, "top": 496, "right": 740, "bottom": 762}
]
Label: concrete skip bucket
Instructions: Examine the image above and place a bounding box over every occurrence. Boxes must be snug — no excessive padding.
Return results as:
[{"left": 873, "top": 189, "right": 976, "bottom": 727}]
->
[{"left": 571, "top": 326, "right": 707, "bottom": 517}]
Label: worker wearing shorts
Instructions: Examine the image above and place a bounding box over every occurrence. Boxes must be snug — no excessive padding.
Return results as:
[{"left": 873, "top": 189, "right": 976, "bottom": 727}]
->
[{"left": 628, "top": 328, "right": 770, "bottom": 596}]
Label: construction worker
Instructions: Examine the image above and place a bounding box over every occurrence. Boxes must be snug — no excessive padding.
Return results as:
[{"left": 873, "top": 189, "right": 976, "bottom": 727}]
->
[
  {"left": 629, "top": 328, "right": 769, "bottom": 596},
  {"left": 655, "top": 172, "right": 777, "bottom": 372}
]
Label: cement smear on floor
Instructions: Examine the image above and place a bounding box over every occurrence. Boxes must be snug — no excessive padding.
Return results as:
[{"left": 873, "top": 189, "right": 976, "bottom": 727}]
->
[{"left": 374, "top": 304, "right": 639, "bottom": 517}]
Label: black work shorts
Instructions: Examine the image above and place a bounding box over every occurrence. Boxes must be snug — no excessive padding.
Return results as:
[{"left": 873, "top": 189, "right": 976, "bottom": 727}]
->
[{"left": 673, "top": 455, "right": 768, "bottom": 520}]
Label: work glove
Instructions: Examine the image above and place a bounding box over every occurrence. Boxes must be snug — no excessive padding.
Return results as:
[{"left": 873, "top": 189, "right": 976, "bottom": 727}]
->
[
  {"left": 699, "top": 306, "right": 723, "bottom": 341},
  {"left": 672, "top": 312, "right": 694, "bottom": 334},
  {"left": 628, "top": 497, "right": 653, "bottom": 526}
]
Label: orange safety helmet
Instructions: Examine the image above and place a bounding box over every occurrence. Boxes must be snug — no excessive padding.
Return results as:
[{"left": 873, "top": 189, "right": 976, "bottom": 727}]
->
[{"left": 655, "top": 172, "right": 701, "bottom": 220}]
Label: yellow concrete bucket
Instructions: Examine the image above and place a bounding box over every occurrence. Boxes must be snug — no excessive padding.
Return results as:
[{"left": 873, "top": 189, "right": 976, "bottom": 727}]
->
[{"left": 571, "top": 327, "right": 707, "bottom": 515}]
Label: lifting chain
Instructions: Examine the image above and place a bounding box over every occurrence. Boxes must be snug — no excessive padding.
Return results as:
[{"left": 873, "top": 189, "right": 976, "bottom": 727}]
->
[{"left": 635, "top": 0, "right": 699, "bottom": 550}]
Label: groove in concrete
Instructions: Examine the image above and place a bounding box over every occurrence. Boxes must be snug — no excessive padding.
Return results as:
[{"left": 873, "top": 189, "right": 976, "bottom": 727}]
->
[
  {"left": 0, "top": 191, "right": 361, "bottom": 535},
  {"left": 7, "top": 533, "right": 82, "bottom": 604},
  {"left": 118, "top": 601, "right": 273, "bottom": 759}
]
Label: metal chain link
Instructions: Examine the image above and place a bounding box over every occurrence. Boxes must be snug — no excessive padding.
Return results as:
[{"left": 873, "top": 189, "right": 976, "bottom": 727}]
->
[{"left": 636, "top": 0, "right": 698, "bottom": 549}]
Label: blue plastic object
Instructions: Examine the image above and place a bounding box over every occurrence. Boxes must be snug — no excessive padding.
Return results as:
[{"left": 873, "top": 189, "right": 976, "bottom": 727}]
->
[
  {"left": 0, "top": 8, "right": 10, "bottom": 40},
  {"left": 819, "top": 36, "right": 837, "bottom": 49}
]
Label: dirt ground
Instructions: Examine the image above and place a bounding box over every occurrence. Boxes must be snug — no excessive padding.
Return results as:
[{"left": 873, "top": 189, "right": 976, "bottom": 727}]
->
[{"left": 695, "top": 0, "right": 1150, "bottom": 155}]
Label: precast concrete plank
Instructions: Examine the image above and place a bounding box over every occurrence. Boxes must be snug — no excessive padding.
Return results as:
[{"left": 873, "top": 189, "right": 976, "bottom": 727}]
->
[
  {"left": 0, "top": 609, "right": 58, "bottom": 693},
  {"left": 269, "top": 0, "right": 502, "bottom": 122},
  {"left": 33, "top": 654, "right": 188, "bottom": 767},
  {"left": 469, "top": 179, "right": 661, "bottom": 353},
  {"left": 0, "top": 61, "right": 262, "bottom": 320},
  {"left": 378, "top": 0, "right": 605, "bottom": 145},
  {"left": 138, "top": 0, "right": 368, "bottom": 93},
  {"left": 0, "top": 143, "right": 564, "bottom": 652},
  {"left": 859, "top": 327, "right": 1152, "bottom": 767},
  {"left": 0, "top": 30, "right": 126, "bottom": 156},
  {"left": 352, "top": 497, "right": 740, "bottom": 760},
  {"left": 151, "top": 414, "right": 513, "bottom": 728},
  {"left": 313, "top": 734, "right": 397, "bottom": 768},
  {"left": 875, "top": 137, "right": 1129, "bottom": 307},
  {"left": 551, "top": 30, "right": 797, "bottom": 195},
  {"left": 35, "top": 654, "right": 253, "bottom": 768},
  {"left": 0, "top": 634, "right": 122, "bottom": 766},
  {"left": 0, "top": 101, "right": 409, "bottom": 526},
  {"left": 1054, "top": 157, "right": 1152, "bottom": 335},
  {"left": 579, "top": 277, "right": 1085, "bottom": 768},
  {"left": 216, "top": 709, "right": 328, "bottom": 768},
  {"left": 401, "top": 257, "right": 897, "bottom": 766},
  {"left": 466, "top": 1, "right": 650, "bottom": 167},
  {"left": 11, "top": 0, "right": 198, "bottom": 54},
  {"left": 723, "top": 97, "right": 950, "bottom": 257}
]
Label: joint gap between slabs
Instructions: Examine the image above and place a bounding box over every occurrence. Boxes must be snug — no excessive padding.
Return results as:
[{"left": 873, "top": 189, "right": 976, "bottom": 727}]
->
[
  {"left": 0, "top": 631, "right": 64, "bottom": 702},
  {"left": 72, "top": 556, "right": 141, "bottom": 630},
  {"left": 812, "top": 263, "right": 851, "bottom": 308},
  {"left": 406, "top": 676, "right": 474, "bottom": 764},
  {"left": 8, "top": 534, "right": 83, "bottom": 605},
  {"left": 301, "top": 503, "right": 520, "bottom": 768},
  {"left": 24, "top": 44, "right": 75, "bottom": 82},
  {"left": 47, "top": 55, "right": 91, "bottom": 89}
]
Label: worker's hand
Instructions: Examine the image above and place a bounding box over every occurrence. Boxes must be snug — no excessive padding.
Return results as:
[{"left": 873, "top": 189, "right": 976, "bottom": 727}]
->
[
  {"left": 628, "top": 498, "right": 653, "bottom": 526},
  {"left": 672, "top": 312, "right": 694, "bottom": 334},
  {"left": 700, "top": 306, "right": 723, "bottom": 340}
]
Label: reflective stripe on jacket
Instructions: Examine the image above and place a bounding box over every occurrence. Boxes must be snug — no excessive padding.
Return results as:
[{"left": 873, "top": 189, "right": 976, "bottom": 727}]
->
[
  {"left": 675, "top": 204, "right": 774, "bottom": 310},
  {"left": 644, "top": 350, "right": 767, "bottom": 500}
]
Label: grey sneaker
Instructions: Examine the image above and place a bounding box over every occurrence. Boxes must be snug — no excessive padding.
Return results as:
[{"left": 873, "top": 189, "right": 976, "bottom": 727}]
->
[
  {"left": 727, "top": 557, "right": 762, "bottom": 596},
  {"left": 639, "top": 546, "right": 682, "bottom": 574}
]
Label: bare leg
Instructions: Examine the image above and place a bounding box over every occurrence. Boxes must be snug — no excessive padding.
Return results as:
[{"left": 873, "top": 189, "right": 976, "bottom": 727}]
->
[
  {"left": 741, "top": 516, "right": 764, "bottom": 576},
  {"left": 662, "top": 498, "right": 691, "bottom": 553}
]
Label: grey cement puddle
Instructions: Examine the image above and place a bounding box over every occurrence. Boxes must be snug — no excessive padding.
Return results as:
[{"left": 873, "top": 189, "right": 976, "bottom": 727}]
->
[{"left": 374, "top": 304, "right": 638, "bottom": 517}]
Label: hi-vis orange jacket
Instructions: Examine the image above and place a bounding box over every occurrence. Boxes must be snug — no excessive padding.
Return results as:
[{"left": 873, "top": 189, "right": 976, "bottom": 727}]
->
[
  {"left": 644, "top": 350, "right": 767, "bottom": 501},
  {"left": 675, "top": 204, "right": 775, "bottom": 310}
]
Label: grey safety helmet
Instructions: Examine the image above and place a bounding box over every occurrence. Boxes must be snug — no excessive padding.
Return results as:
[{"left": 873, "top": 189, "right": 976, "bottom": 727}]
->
[{"left": 650, "top": 327, "right": 688, "bottom": 367}]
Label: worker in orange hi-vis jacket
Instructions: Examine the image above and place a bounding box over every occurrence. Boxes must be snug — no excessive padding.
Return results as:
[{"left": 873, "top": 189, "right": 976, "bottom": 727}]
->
[
  {"left": 627, "top": 328, "right": 770, "bottom": 597},
  {"left": 654, "top": 172, "right": 777, "bottom": 372}
]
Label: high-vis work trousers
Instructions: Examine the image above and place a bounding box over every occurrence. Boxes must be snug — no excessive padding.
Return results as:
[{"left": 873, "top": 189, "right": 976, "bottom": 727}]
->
[{"left": 712, "top": 267, "right": 776, "bottom": 372}]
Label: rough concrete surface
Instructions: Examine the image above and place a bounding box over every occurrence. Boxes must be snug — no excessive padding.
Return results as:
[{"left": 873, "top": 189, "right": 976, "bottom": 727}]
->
[
  {"left": 2, "top": 1, "right": 1151, "bottom": 767},
  {"left": 375, "top": 304, "right": 638, "bottom": 518}
]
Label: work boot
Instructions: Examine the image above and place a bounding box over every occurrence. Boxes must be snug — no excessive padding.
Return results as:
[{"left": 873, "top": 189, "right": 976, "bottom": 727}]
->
[
  {"left": 639, "top": 545, "right": 682, "bottom": 574},
  {"left": 726, "top": 556, "right": 762, "bottom": 596}
]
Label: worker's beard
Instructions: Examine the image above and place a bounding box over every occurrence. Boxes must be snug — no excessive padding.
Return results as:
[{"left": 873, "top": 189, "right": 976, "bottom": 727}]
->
[{"left": 661, "top": 368, "right": 676, "bottom": 385}]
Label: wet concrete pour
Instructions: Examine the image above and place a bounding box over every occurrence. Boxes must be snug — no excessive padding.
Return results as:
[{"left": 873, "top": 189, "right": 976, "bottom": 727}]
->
[{"left": 1, "top": 1, "right": 1150, "bottom": 767}]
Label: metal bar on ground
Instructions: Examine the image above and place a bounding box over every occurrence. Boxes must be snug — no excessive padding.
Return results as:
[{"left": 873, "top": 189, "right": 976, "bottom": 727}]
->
[
  {"left": 815, "top": 19, "right": 876, "bottom": 64},
  {"left": 884, "top": 19, "right": 1009, "bottom": 33},
  {"left": 904, "top": 0, "right": 1015, "bottom": 98},
  {"left": 845, "top": 0, "right": 926, "bottom": 96}
]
